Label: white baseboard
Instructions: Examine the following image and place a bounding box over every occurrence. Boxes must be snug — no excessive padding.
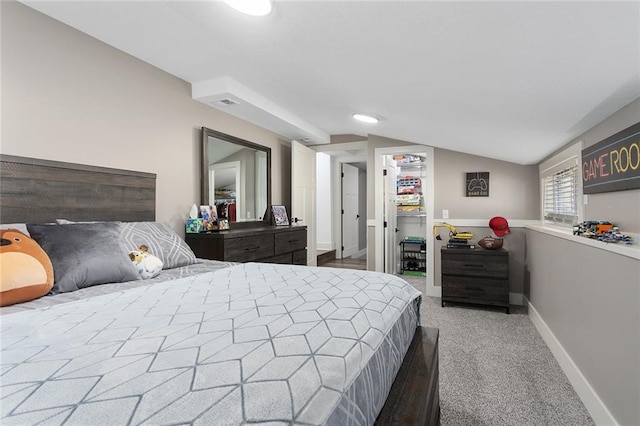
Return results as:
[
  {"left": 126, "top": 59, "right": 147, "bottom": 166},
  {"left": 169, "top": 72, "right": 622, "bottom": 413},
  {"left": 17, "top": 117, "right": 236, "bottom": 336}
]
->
[
  {"left": 526, "top": 298, "right": 618, "bottom": 426},
  {"left": 354, "top": 248, "right": 367, "bottom": 258},
  {"left": 316, "top": 242, "right": 334, "bottom": 251},
  {"left": 426, "top": 285, "right": 441, "bottom": 298}
]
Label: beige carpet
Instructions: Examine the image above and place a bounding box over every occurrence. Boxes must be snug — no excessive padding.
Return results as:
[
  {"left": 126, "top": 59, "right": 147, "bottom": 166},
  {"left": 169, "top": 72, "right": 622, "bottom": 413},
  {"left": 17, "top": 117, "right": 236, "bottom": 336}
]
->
[{"left": 400, "top": 275, "right": 594, "bottom": 426}]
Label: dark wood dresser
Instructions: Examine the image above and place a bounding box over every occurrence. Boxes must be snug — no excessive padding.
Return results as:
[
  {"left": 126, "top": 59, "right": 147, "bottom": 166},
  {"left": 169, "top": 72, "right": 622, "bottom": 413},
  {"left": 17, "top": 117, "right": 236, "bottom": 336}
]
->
[
  {"left": 441, "top": 247, "right": 509, "bottom": 313},
  {"left": 186, "top": 226, "right": 307, "bottom": 265}
]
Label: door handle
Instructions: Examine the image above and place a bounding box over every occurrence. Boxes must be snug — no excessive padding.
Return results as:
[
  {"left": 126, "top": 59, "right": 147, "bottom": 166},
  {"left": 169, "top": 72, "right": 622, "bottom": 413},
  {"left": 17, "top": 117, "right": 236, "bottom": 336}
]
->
[
  {"left": 292, "top": 217, "right": 303, "bottom": 223},
  {"left": 356, "top": 214, "right": 360, "bottom": 219}
]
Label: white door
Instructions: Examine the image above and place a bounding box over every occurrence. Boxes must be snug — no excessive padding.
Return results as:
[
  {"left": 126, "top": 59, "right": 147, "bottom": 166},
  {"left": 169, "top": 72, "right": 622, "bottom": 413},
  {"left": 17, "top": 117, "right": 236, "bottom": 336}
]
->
[
  {"left": 383, "top": 156, "right": 398, "bottom": 274},
  {"left": 292, "top": 141, "right": 317, "bottom": 266},
  {"left": 342, "top": 163, "right": 359, "bottom": 258}
]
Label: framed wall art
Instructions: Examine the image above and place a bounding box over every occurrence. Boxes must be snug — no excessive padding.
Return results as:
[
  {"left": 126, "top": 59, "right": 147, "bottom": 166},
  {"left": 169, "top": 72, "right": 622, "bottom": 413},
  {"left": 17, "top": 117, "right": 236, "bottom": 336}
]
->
[{"left": 466, "top": 172, "right": 489, "bottom": 197}]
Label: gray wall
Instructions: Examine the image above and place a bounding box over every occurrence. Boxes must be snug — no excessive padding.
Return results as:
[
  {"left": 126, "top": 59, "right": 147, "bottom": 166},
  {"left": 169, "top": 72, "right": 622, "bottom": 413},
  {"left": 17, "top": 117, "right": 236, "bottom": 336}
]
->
[
  {"left": 434, "top": 149, "right": 540, "bottom": 220},
  {"left": 1, "top": 1, "right": 291, "bottom": 235},
  {"left": 528, "top": 97, "right": 640, "bottom": 425},
  {"left": 526, "top": 230, "right": 639, "bottom": 426}
]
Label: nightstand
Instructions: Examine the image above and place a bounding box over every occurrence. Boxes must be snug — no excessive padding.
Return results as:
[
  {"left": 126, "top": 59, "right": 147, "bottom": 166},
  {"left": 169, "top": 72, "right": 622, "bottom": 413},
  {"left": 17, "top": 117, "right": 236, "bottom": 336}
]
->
[{"left": 440, "top": 247, "right": 509, "bottom": 313}]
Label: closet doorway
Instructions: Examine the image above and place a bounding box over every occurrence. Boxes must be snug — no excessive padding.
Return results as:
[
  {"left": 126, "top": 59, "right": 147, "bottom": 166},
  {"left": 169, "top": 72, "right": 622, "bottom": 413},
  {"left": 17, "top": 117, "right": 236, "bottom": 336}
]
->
[{"left": 374, "top": 145, "right": 438, "bottom": 297}]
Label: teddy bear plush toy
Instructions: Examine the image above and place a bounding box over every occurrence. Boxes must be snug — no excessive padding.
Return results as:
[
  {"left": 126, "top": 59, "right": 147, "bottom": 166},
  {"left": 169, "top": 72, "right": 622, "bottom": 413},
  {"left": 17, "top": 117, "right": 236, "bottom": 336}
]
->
[
  {"left": 128, "top": 245, "right": 163, "bottom": 279},
  {"left": 0, "top": 229, "right": 54, "bottom": 306}
]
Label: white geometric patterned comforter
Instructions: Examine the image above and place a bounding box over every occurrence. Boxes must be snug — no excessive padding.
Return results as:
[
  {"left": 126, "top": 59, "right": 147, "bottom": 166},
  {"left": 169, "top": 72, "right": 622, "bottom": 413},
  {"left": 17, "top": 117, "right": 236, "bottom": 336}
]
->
[{"left": 0, "top": 263, "right": 422, "bottom": 425}]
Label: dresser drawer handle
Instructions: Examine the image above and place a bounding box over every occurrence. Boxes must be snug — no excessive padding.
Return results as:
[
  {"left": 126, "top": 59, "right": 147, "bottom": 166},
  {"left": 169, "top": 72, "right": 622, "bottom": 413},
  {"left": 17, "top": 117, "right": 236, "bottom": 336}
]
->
[
  {"left": 464, "top": 263, "right": 485, "bottom": 268},
  {"left": 464, "top": 286, "right": 485, "bottom": 292},
  {"left": 245, "top": 247, "right": 259, "bottom": 252}
]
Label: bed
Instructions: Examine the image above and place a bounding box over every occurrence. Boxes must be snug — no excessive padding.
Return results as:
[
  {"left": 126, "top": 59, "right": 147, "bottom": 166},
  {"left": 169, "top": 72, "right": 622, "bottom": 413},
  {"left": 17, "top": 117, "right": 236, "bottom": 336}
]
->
[{"left": 0, "top": 155, "right": 439, "bottom": 425}]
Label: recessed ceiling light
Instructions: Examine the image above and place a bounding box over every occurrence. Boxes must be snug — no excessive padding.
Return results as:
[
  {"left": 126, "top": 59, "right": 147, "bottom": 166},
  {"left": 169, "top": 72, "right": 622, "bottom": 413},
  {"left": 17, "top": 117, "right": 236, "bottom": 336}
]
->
[
  {"left": 223, "top": 0, "right": 272, "bottom": 17},
  {"left": 353, "top": 113, "right": 379, "bottom": 124}
]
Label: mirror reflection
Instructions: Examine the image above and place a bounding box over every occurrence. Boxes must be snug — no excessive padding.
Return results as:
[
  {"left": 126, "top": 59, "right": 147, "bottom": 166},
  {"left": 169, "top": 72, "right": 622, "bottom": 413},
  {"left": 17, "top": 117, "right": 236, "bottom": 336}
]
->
[{"left": 202, "top": 128, "right": 271, "bottom": 223}]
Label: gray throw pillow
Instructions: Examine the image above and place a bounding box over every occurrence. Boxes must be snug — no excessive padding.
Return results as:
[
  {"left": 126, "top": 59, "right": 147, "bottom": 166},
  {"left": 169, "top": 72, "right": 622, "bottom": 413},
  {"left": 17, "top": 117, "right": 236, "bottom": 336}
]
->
[
  {"left": 120, "top": 222, "right": 197, "bottom": 270},
  {"left": 27, "top": 222, "right": 139, "bottom": 294}
]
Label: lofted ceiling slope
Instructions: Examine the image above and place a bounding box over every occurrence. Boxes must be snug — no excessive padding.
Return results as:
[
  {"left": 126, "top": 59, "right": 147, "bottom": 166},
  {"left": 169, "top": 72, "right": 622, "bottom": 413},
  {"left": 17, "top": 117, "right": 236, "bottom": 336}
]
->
[{"left": 20, "top": 0, "right": 640, "bottom": 165}]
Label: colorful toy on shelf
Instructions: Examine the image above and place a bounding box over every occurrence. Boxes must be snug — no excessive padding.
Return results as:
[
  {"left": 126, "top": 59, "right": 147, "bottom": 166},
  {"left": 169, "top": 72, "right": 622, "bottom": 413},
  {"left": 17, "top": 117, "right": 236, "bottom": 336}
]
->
[
  {"left": 573, "top": 221, "right": 634, "bottom": 244},
  {"left": 597, "top": 227, "right": 634, "bottom": 244}
]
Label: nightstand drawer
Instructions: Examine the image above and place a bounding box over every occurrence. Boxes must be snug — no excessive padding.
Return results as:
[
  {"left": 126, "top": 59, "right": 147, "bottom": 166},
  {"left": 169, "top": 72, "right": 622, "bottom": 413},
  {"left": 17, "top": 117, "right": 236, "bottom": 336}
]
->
[
  {"left": 274, "top": 229, "right": 306, "bottom": 255},
  {"left": 442, "top": 276, "right": 509, "bottom": 304},
  {"left": 224, "top": 234, "right": 274, "bottom": 262},
  {"left": 441, "top": 253, "right": 508, "bottom": 279}
]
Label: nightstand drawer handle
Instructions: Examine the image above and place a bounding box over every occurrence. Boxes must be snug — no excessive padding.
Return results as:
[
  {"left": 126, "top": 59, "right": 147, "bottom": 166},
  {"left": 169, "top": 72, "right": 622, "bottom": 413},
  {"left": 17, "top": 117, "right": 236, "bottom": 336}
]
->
[
  {"left": 464, "top": 263, "right": 484, "bottom": 268},
  {"left": 245, "top": 247, "right": 259, "bottom": 251},
  {"left": 464, "top": 286, "right": 485, "bottom": 292}
]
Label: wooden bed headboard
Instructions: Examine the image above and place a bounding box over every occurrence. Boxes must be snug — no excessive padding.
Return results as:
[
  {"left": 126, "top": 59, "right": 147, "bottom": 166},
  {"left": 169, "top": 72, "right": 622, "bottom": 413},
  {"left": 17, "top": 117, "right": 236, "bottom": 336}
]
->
[{"left": 0, "top": 155, "right": 156, "bottom": 224}]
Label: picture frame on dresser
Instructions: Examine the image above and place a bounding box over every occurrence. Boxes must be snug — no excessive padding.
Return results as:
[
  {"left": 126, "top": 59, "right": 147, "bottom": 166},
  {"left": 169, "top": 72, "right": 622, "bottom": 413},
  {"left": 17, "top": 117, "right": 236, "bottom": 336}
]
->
[{"left": 271, "top": 205, "right": 289, "bottom": 226}]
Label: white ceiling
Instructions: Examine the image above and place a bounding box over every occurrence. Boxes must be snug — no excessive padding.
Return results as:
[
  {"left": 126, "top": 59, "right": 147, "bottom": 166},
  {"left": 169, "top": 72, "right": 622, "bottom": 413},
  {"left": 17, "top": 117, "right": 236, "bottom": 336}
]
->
[{"left": 22, "top": 0, "right": 640, "bottom": 165}]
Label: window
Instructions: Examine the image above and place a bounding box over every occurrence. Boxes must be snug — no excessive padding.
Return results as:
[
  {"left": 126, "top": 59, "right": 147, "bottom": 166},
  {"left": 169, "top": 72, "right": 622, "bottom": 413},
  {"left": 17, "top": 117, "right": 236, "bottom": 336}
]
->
[
  {"left": 542, "top": 165, "right": 578, "bottom": 225},
  {"left": 539, "top": 141, "right": 582, "bottom": 227}
]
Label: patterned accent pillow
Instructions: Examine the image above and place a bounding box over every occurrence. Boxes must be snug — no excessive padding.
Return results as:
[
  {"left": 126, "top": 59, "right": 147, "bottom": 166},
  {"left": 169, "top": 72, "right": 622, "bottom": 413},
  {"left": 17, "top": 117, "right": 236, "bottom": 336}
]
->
[
  {"left": 120, "top": 222, "right": 197, "bottom": 270},
  {"left": 27, "top": 222, "right": 139, "bottom": 294}
]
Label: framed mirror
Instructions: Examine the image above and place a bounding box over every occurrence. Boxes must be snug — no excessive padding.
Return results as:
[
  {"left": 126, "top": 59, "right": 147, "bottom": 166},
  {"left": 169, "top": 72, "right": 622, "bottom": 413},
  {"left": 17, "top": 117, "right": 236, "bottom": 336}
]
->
[{"left": 201, "top": 127, "right": 271, "bottom": 225}]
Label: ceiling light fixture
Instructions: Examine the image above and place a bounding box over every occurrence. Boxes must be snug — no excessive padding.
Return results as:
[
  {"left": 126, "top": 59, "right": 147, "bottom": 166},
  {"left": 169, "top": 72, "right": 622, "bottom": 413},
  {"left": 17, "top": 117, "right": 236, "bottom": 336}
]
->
[
  {"left": 223, "top": 0, "right": 272, "bottom": 17},
  {"left": 353, "top": 113, "right": 379, "bottom": 124}
]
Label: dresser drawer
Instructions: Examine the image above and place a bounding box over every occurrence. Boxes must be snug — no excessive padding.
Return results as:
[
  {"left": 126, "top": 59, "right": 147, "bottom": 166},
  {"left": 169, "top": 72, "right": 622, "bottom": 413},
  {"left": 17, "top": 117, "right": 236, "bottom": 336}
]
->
[
  {"left": 224, "top": 234, "right": 274, "bottom": 262},
  {"left": 292, "top": 249, "right": 307, "bottom": 265},
  {"left": 274, "top": 229, "right": 307, "bottom": 255},
  {"left": 442, "top": 276, "right": 509, "bottom": 304},
  {"left": 262, "top": 253, "right": 293, "bottom": 264},
  {"left": 441, "top": 252, "right": 508, "bottom": 279}
]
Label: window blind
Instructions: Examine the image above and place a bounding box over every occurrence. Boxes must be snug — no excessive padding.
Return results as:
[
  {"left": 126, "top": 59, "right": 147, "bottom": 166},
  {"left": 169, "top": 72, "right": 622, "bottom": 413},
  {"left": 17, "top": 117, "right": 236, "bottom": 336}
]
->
[{"left": 543, "top": 165, "right": 579, "bottom": 226}]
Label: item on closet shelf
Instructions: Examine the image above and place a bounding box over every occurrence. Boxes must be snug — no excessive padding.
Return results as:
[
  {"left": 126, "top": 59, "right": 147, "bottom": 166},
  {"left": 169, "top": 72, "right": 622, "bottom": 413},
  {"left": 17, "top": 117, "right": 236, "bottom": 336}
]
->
[
  {"left": 397, "top": 205, "right": 423, "bottom": 214},
  {"left": 397, "top": 194, "right": 421, "bottom": 206},
  {"left": 397, "top": 176, "right": 422, "bottom": 193},
  {"left": 477, "top": 236, "right": 504, "bottom": 250},
  {"left": 393, "top": 154, "right": 423, "bottom": 165},
  {"left": 489, "top": 216, "right": 510, "bottom": 237}
]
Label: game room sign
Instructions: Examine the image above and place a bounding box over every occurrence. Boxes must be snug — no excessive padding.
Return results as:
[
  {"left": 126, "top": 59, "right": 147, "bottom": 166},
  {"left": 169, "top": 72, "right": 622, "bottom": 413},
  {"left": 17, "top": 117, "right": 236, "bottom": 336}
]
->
[{"left": 582, "top": 121, "right": 640, "bottom": 194}]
